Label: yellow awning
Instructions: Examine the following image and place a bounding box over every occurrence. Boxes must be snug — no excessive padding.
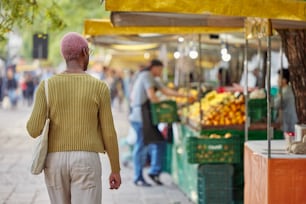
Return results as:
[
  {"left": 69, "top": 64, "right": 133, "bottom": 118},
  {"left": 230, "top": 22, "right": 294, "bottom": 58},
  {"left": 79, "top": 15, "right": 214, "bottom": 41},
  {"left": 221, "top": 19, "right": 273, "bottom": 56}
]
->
[
  {"left": 105, "top": 0, "right": 306, "bottom": 21},
  {"left": 84, "top": 19, "right": 243, "bottom": 36}
]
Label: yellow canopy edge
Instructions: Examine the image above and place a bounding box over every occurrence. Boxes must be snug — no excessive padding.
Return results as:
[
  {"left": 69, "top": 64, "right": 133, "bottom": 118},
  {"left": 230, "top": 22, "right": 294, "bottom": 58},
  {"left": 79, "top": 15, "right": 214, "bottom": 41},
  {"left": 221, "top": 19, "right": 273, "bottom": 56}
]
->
[
  {"left": 105, "top": 0, "right": 306, "bottom": 21},
  {"left": 84, "top": 19, "right": 243, "bottom": 36}
]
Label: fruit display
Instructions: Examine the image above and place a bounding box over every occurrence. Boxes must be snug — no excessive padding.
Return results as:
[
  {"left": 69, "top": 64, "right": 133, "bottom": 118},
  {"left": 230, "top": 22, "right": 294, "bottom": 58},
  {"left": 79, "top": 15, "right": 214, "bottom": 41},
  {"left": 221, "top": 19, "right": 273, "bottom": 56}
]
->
[
  {"left": 180, "top": 90, "right": 246, "bottom": 126},
  {"left": 249, "top": 88, "right": 266, "bottom": 99},
  {"left": 172, "top": 88, "right": 199, "bottom": 106},
  {"left": 186, "top": 133, "right": 241, "bottom": 164}
]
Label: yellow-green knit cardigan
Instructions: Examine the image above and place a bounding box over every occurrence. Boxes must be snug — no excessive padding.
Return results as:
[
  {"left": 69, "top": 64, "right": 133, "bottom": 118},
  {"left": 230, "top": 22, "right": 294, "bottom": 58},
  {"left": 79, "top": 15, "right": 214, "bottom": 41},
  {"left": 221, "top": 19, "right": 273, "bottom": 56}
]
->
[{"left": 27, "top": 73, "right": 120, "bottom": 173}]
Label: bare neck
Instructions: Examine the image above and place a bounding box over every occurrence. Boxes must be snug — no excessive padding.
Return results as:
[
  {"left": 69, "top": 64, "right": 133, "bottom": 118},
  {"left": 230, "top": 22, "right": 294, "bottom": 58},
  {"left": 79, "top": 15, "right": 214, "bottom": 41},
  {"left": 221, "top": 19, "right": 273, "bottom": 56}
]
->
[{"left": 65, "top": 60, "right": 85, "bottom": 73}]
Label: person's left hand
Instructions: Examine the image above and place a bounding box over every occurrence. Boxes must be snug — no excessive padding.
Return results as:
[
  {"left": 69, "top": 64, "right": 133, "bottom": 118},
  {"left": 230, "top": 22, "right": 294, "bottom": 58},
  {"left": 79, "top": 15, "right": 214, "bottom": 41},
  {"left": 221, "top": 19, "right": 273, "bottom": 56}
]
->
[{"left": 109, "top": 172, "right": 121, "bottom": 190}]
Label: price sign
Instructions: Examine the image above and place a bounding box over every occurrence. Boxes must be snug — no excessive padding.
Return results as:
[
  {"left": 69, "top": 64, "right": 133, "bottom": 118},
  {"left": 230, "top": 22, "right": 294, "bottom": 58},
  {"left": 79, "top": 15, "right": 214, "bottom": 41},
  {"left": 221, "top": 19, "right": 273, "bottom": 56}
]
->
[{"left": 245, "top": 17, "right": 272, "bottom": 39}]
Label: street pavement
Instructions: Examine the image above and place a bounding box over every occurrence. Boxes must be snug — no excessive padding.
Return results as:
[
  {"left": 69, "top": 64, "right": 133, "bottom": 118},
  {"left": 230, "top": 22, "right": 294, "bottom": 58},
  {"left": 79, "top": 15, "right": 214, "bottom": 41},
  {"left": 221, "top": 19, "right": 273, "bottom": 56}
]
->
[{"left": 0, "top": 100, "right": 194, "bottom": 204}]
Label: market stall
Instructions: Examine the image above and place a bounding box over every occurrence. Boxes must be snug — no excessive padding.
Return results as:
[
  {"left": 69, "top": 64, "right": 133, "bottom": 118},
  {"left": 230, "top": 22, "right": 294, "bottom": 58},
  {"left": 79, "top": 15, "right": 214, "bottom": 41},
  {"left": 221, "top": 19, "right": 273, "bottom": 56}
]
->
[
  {"left": 84, "top": 3, "right": 306, "bottom": 202},
  {"left": 170, "top": 87, "right": 284, "bottom": 203}
]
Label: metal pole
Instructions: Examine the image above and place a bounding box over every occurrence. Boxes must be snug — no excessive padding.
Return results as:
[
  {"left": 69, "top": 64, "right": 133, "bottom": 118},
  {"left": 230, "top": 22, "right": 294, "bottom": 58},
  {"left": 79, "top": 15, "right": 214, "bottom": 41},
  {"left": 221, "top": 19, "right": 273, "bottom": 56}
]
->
[
  {"left": 279, "top": 41, "right": 284, "bottom": 131},
  {"left": 244, "top": 39, "right": 249, "bottom": 142},
  {"left": 267, "top": 36, "right": 272, "bottom": 158},
  {"left": 258, "top": 38, "right": 263, "bottom": 88},
  {"left": 198, "top": 34, "right": 203, "bottom": 130}
]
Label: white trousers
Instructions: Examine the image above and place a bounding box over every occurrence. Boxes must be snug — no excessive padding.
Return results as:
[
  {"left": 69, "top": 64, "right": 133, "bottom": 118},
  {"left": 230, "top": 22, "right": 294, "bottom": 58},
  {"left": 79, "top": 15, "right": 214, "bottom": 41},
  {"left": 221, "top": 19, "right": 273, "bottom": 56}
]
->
[{"left": 44, "top": 151, "right": 102, "bottom": 204}]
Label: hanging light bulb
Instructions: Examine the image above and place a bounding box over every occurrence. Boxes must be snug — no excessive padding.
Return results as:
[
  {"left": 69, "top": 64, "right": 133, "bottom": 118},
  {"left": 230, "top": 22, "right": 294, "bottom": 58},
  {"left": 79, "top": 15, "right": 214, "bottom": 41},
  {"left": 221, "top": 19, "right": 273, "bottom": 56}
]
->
[
  {"left": 189, "top": 50, "right": 198, "bottom": 59},
  {"left": 178, "top": 37, "right": 184, "bottom": 42},
  {"left": 220, "top": 41, "right": 231, "bottom": 61},
  {"left": 221, "top": 47, "right": 228, "bottom": 55},
  {"left": 144, "top": 52, "right": 150, "bottom": 59},
  {"left": 222, "top": 53, "right": 231, "bottom": 62},
  {"left": 174, "top": 51, "right": 181, "bottom": 59},
  {"left": 220, "top": 41, "right": 228, "bottom": 55}
]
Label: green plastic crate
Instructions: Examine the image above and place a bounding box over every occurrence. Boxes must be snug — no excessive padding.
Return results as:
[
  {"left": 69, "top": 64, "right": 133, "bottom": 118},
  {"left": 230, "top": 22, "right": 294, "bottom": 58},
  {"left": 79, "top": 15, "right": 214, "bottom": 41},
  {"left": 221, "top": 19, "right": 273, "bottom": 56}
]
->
[
  {"left": 198, "top": 164, "right": 234, "bottom": 204},
  {"left": 186, "top": 135, "right": 241, "bottom": 164},
  {"left": 248, "top": 98, "right": 267, "bottom": 123},
  {"left": 172, "top": 142, "right": 198, "bottom": 204},
  {"left": 162, "top": 143, "right": 173, "bottom": 173},
  {"left": 150, "top": 100, "right": 179, "bottom": 125}
]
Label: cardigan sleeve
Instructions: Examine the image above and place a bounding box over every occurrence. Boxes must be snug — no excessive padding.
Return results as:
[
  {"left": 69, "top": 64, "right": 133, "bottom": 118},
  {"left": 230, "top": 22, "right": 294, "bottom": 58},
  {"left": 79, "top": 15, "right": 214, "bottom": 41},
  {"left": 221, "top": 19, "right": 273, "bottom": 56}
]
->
[
  {"left": 98, "top": 83, "right": 121, "bottom": 173},
  {"left": 26, "top": 81, "right": 48, "bottom": 138}
]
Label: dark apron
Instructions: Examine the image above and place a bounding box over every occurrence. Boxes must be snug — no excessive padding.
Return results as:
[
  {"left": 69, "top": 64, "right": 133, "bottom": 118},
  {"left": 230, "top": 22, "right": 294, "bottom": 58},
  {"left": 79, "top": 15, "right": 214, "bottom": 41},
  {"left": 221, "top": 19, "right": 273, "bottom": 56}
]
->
[{"left": 141, "top": 100, "right": 164, "bottom": 145}]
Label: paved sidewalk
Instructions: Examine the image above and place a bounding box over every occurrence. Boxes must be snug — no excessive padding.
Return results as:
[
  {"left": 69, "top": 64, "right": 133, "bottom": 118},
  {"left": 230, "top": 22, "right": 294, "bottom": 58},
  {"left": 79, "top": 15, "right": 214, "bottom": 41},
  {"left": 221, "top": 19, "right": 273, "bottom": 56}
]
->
[{"left": 0, "top": 102, "right": 194, "bottom": 204}]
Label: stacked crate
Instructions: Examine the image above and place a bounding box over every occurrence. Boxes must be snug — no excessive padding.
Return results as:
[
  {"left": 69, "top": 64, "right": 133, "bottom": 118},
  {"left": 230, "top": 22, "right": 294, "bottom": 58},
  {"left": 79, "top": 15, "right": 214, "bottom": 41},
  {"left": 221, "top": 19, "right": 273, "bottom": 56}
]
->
[
  {"left": 186, "top": 131, "right": 241, "bottom": 204},
  {"left": 198, "top": 164, "right": 234, "bottom": 204},
  {"left": 186, "top": 134, "right": 241, "bottom": 164},
  {"left": 172, "top": 138, "right": 198, "bottom": 203}
]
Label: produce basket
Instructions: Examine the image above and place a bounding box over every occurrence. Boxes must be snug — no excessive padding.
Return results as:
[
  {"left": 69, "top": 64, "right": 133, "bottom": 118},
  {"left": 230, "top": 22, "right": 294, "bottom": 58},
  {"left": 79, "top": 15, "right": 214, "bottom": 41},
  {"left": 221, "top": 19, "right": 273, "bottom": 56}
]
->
[
  {"left": 186, "top": 134, "right": 241, "bottom": 164},
  {"left": 248, "top": 98, "right": 267, "bottom": 123},
  {"left": 150, "top": 100, "right": 179, "bottom": 125}
]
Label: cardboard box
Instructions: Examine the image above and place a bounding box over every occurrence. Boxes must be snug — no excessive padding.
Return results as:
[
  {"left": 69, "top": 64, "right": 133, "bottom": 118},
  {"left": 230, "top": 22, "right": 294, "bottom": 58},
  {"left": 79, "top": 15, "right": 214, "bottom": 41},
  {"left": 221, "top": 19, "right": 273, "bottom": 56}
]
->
[{"left": 295, "top": 124, "right": 306, "bottom": 141}]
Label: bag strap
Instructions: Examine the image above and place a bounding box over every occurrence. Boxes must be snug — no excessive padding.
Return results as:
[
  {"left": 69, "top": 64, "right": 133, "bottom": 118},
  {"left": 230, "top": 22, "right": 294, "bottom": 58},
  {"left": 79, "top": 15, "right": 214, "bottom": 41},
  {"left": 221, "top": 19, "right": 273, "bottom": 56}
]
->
[{"left": 44, "top": 79, "right": 49, "bottom": 118}]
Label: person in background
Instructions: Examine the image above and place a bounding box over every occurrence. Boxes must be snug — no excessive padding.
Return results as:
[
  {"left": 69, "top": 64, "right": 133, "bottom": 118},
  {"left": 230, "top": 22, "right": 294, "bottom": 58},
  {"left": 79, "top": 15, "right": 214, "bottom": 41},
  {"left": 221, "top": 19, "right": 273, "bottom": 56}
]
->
[
  {"left": 6, "top": 68, "right": 18, "bottom": 108},
  {"left": 27, "top": 32, "right": 121, "bottom": 204},
  {"left": 0, "top": 61, "right": 5, "bottom": 102},
  {"left": 20, "top": 73, "right": 27, "bottom": 105},
  {"left": 123, "top": 69, "right": 135, "bottom": 111},
  {"left": 129, "top": 59, "right": 189, "bottom": 187},
  {"left": 110, "top": 70, "right": 125, "bottom": 111},
  {"left": 216, "top": 67, "right": 231, "bottom": 93},
  {"left": 253, "top": 68, "right": 263, "bottom": 88},
  {"left": 25, "top": 73, "right": 35, "bottom": 106},
  {"left": 274, "top": 68, "right": 298, "bottom": 140}
]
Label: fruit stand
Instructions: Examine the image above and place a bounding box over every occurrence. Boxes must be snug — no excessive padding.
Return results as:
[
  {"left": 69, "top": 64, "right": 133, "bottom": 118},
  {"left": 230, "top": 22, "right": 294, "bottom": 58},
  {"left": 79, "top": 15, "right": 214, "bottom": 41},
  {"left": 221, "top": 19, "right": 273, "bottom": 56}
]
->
[{"left": 170, "top": 88, "right": 283, "bottom": 204}]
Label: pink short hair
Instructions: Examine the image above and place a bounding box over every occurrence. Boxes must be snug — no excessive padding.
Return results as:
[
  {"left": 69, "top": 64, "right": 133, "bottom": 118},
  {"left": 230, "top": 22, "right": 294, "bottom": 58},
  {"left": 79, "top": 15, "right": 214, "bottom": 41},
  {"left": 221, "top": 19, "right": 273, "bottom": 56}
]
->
[{"left": 60, "top": 32, "right": 88, "bottom": 61}]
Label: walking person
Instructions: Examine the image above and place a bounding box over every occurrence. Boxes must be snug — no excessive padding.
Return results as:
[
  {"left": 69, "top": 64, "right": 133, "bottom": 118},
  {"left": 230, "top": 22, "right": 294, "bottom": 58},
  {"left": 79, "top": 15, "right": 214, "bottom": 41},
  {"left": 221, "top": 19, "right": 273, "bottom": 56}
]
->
[
  {"left": 129, "top": 59, "right": 187, "bottom": 186},
  {"left": 26, "top": 32, "right": 121, "bottom": 204}
]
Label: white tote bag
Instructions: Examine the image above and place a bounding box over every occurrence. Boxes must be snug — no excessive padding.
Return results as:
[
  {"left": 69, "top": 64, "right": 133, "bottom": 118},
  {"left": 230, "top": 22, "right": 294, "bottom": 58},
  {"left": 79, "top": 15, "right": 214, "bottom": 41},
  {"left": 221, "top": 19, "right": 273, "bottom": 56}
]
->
[{"left": 31, "top": 79, "right": 50, "bottom": 175}]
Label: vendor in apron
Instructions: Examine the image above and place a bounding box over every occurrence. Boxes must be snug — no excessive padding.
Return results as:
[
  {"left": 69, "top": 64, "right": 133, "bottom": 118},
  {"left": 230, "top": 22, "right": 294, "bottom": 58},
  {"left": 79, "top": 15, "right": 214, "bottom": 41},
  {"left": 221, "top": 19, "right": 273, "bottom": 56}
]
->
[{"left": 129, "top": 59, "right": 187, "bottom": 186}]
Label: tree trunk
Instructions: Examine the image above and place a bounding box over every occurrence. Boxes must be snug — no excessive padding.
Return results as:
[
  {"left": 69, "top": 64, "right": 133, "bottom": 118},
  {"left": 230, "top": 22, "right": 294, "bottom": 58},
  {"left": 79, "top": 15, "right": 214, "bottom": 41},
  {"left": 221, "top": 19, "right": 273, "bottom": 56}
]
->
[{"left": 277, "top": 29, "right": 306, "bottom": 124}]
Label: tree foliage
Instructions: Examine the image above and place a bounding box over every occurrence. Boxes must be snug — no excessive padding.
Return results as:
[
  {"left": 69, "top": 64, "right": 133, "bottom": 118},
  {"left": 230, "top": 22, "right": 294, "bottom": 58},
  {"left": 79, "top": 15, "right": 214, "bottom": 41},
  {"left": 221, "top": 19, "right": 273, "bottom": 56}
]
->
[
  {"left": 0, "top": 0, "right": 66, "bottom": 40},
  {"left": 1, "top": 0, "right": 109, "bottom": 65}
]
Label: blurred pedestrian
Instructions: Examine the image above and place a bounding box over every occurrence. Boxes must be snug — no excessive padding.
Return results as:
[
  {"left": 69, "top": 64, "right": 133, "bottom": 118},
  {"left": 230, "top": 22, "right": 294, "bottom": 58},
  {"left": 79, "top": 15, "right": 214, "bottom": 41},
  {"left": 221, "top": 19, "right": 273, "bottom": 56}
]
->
[
  {"left": 216, "top": 67, "right": 231, "bottom": 93},
  {"left": 6, "top": 68, "right": 18, "bottom": 108},
  {"left": 274, "top": 69, "right": 298, "bottom": 140},
  {"left": 19, "top": 73, "right": 27, "bottom": 105},
  {"left": 26, "top": 32, "right": 121, "bottom": 204},
  {"left": 129, "top": 59, "right": 188, "bottom": 186},
  {"left": 0, "top": 61, "right": 4, "bottom": 102},
  {"left": 25, "top": 73, "right": 35, "bottom": 106},
  {"left": 110, "top": 70, "right": 125, "bottom": 111}
]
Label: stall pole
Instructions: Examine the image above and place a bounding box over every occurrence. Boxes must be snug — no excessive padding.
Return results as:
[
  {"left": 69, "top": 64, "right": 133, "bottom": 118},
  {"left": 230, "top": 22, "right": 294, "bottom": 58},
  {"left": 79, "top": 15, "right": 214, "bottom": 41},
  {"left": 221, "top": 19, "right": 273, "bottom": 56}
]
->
[
  {"left": 198, "top": 34, "right": 203, "bottom": 130},
  {"left": 244, "top": 39, "right": 249, "bottom": 142},
  {"left": 257, "top": 38, "right": 263, "bottom": 88},
  {"left": 279, "top": 41, "right": 284, "bottom": 128},
  {"left": 266, "top": 35, "right": 272, "bottom": 158}
]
